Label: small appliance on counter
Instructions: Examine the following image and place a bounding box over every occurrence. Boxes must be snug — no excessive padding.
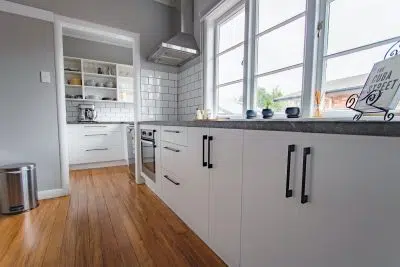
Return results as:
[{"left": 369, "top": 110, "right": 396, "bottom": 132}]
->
[{"left": 78, "top": 104, "right": 98, "bottom": 122}]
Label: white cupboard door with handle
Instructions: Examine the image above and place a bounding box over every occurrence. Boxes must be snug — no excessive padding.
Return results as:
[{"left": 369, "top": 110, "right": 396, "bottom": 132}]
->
[
  {"left": 294, "top": 134, "right": 400, "bottom": 267},
  {"left": 185, "top": 127, "right": 210, "bottom": 243},
  {"left": 241, "top": 130, "right": 303, "bottom": 267},
  {"left": 209, "top": 128, "right": 243, "bottom": 267}
]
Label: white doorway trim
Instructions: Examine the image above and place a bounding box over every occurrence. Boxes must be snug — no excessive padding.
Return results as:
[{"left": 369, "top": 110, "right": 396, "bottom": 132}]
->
[
  {"left": 54, "top": 15, "right": 142, "bottom": 194},
  {"left": 0, "top": 0, "right": 142, "bottom": 198}
]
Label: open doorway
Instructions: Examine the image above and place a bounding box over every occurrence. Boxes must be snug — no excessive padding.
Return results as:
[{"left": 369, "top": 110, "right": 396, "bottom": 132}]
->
[{"left": 53, "top": 16, "right": 142, "bottom": 194}]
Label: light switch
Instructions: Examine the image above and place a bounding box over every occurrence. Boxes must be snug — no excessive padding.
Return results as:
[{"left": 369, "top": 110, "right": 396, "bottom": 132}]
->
[{"left": 40, "top": 71, "right": 51, "bottom": 83}]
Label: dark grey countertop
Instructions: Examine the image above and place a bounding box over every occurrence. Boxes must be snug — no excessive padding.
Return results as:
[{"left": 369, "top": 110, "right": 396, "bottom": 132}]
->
[
  {"left": 138, "top": 119, "right": 400, "bottom": 137},
  {"left": 67, "top": 121, "right": 133, "bottom": 125}
]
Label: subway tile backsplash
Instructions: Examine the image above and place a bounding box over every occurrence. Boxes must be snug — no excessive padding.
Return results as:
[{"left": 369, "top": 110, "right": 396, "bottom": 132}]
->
[
  {"left": 140, "top": 69, "right": 178, "bottom": 121},
  {"left": 66, "top": 101, "right": 135, "bottom": 122},
  {"left": 65, "top": 61, "right": 206, "bottom": 122},
  {"left": 178, "top": 60, "right": 204, "bottom": 121},
  {"left": 66, "top": 68, "right": 179, "bottom": 122}
]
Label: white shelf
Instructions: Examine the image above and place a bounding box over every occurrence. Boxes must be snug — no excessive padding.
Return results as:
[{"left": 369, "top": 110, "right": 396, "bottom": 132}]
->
[
  {"left": 64, "top": 70, "right": 82, "bottom": 75},
  {"left": 65, "top": 98, "right": 133, "bottom": 104},
  {"left": 65, "top": 84, "right": 82, "bottom": 88},
  {"left": 85, "top": 72, "right": 116, "bottom": 78},
  {"left": 84, "top": 86, "right": 117, "bottom": 90}
]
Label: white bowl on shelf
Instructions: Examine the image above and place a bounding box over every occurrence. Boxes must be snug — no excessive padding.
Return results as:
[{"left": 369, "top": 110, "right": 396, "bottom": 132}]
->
[
  {"left": 86, "top": 95, "right": 101, "bottom": 100},
  {"left": 105, "top": 81, "right": 114, "bottom": 88},
  {"left": 85, "top": 80, "right": 96, "bottom": 86}
]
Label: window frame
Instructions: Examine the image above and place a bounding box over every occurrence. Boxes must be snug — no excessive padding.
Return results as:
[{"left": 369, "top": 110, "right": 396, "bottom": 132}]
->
[
  {"left": 203, "top": 0, "right": 400, "bottom": 119},
  {"left": 213, "top": 2, "right": 246, "bottom": 118},
  {"left": 316, "top": 0, "right": 400, "bottom": 116}
]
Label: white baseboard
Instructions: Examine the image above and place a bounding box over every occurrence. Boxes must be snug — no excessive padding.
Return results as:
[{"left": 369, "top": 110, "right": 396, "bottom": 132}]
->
[
  {"left": 70, "top": 160, "right": 127, "bottom": 170},
  {"left": 38, "top": 188, "right": 69, "bottom": 200}
]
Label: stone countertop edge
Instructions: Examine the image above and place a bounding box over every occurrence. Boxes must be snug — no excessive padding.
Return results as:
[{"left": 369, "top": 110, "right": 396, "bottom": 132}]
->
[
  {"left": 67, "top": 121, "right": 133, "bottom": 125},
  {"left": 138, "top": 120, "right": 400, "bottom": 137}
]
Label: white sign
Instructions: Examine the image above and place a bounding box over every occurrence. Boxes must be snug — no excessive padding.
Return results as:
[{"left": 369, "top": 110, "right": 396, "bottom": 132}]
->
[{"left": 355, "top": 55, "right": 400, "bottom": 112}]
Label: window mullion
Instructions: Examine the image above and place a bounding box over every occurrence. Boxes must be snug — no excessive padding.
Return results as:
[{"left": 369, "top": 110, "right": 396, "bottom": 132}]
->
[
  {"left": 301, "top": 0, "right": 320, "bottom": 118},
  {"left": 244, "top": 0, "right": 257, "bottom": 113},
  {"left": 313, "top": 0, "right": 329, "bottom": 117}
]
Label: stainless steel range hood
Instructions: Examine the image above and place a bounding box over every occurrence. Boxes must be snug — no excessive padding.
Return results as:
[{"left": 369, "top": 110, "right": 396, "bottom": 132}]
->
[{"left": 149, "top": 0, "right": 199, "bottom": 66}]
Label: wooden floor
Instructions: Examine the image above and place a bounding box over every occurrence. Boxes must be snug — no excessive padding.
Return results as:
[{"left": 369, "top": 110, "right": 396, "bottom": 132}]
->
[{"left": 0, "top": 166, "right": 225, "bottom": 267}]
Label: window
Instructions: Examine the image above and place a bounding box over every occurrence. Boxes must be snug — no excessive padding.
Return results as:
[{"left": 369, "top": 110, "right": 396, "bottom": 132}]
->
[
  {"left": 204, "top": 0, "right": 400, "bottom": 118},
  {"left": 255, "top": 0, "right": 306, "bottom": 114},
  {"left": 215, "top": 7, "right": 245, "bottom": 116},
  {"left": 320, "top": 0, "right": 400, "bottom": 113}
]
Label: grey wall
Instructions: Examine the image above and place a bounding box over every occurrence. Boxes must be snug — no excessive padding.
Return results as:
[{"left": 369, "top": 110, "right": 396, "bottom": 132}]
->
[
  {"left": 63, "top": 36, "right": 133, "bottom": 65},
  {"left": 0, "top": 12, "right": 61, "bottom": 191},
  {"left": 194, "top": 0, "right": 221, "bottom": 45},
  {"left": 9, "top": 0, "right": 179, "bottom": 60}
]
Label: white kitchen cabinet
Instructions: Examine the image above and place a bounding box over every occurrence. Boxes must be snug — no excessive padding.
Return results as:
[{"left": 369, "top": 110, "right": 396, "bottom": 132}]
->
[
  {"left": 241, "top": 130, "right": 400, "bottom": 267},
  {"left": 293, "top": 133, "right": 400, "bottom": 267},
  {"left": 185, "top": 127, "right": 210, "bottom": 243},
  {"left": 161, "top": 168, "right": 185, "bottom": 219},
  {"left": 208, "top": 128, "right": 243, "bottom": 267},
  {"left": 68, "top": 124, "right": 126, "bottom": 166},
  {"left": 241, "top": 130, "right": 305, "bottom": 267}
]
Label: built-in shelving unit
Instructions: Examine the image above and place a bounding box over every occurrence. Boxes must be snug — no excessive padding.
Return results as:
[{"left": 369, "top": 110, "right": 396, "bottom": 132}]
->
[{"left": 63, "top": 56, "right": 134, "bottom": 103}]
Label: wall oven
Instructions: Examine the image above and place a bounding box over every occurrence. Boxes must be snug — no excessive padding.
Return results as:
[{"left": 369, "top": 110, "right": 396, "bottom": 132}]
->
[{"left": 141, "top": 129, "right": 156, "bottom": 182}]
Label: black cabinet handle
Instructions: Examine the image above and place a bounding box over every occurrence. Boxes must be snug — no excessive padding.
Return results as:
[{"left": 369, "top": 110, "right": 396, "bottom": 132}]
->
[
  {"left": 163, "top": 175, "right": 180, "bottom": 185},
  {"left": 208, "top": 136, "right": 213, "bottom": 169},
  {"left": 163, "top": 146, "right": 180, "bottom": 152},
  {"left": 301, "top": 147, "right": 311, "bottom": 204},
  {"left": 286, "top": 145, "right": 295, "bottom": 198},
  {"left": 164, "top": 130, "right": 180, "bottom": 133},
  {"left": 202, "top": 135, "right": 207, "bottom": 167}
]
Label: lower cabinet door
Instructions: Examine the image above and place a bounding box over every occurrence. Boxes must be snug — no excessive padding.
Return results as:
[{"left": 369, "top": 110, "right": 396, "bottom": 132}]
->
[
  {"left": 294, "top": 134, "right": 400, "bottom": 267},
  {"left": 185, "top": 127, "right": 210, "bottom": 243},
  {"left": 161, "top": 168, "right": 184, "bottom": 219},
  {"left": 209, "top": 128, "right": 243, "bottom": 267},
  {"left": 241, "top": 130, "right": 303, "bottom": 267}
]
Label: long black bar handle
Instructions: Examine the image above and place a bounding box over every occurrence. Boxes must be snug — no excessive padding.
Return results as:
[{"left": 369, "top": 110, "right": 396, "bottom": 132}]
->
[
  {"left": 301, "top": 147, "right": 311, "bottom": 204},
  {"left": 202, "top": 135, "right": 208, "bottom": 167},
  {"left": 208, "top": 136, "right": 213, "bottom": 169},
  {"left": 285, "top": 145, "right": 295, "bottom": 198}
]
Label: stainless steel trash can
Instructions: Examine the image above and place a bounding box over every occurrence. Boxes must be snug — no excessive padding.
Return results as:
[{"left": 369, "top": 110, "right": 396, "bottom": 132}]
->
[{"left": 0, "top": 163, "right": 39, "bottom": 214}]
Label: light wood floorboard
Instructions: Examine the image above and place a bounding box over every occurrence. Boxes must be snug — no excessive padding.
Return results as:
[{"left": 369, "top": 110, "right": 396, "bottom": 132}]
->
[{"left": 0, "top": 166, "right": 226, "bottom": 267}]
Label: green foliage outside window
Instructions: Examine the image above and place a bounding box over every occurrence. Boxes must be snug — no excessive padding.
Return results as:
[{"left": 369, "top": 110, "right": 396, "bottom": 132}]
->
[{"left": 256, "top": 87, "right": 284, "bottom": 111}]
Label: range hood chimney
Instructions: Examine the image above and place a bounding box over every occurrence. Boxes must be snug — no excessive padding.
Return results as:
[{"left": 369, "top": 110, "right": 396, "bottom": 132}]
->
[{"left": 149, "top": 0, "right": 199, "bottom": 66}]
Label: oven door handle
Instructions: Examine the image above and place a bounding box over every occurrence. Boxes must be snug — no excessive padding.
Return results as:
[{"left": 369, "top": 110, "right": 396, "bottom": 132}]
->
[{"left": 141, "top": 139, "right": 156, "bottom": 147}]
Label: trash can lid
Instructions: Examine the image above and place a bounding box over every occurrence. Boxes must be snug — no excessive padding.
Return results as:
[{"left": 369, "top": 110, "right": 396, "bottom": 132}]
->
[{"left": 0, "top": 163, "right": 36, "bottom": 173}]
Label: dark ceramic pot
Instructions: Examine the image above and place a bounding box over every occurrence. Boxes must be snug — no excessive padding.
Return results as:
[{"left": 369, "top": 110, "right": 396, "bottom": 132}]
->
[
  {"left": 262, "top": 108, "right": 274, "bottom": 119},
  {"left": 246, "top": 109, "right": 257, "bottom": 119},
  {"left": 285, "top": 107, "right": 300, "bottom": 118}
]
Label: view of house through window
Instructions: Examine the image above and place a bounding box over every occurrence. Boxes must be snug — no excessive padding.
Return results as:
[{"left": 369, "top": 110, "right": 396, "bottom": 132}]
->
[
  {"left": 255, "top": 0, "right": 306, "bottom": 113},
  {"left": 210, "top": 0, "right": 400, "bottom": 118},
  {"left": 216, "top": 8, "right": 245, "bottom": 116},
  {"left": 321, "top": 0, "right": 400, "bottom": 113}
]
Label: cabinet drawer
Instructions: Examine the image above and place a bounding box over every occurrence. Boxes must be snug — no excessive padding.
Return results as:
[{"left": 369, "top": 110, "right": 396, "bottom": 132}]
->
[
  {"left": 68, "top": 124, "right": 122, "bottom": 134},
  {"left": 161, "top": 141, "right": 187, "bottom": 179},
  {"left": 161, "top": 126, "right": 187, "bottom": 146},
  {"left": 69, "top": 145, "right": 124, "bottom": 165},
  {"left": 69, "top": 131, "right": 122, "bottom": 149},
  {"left": 161, "top": 168, "right": 185, "bottom": 219}
]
